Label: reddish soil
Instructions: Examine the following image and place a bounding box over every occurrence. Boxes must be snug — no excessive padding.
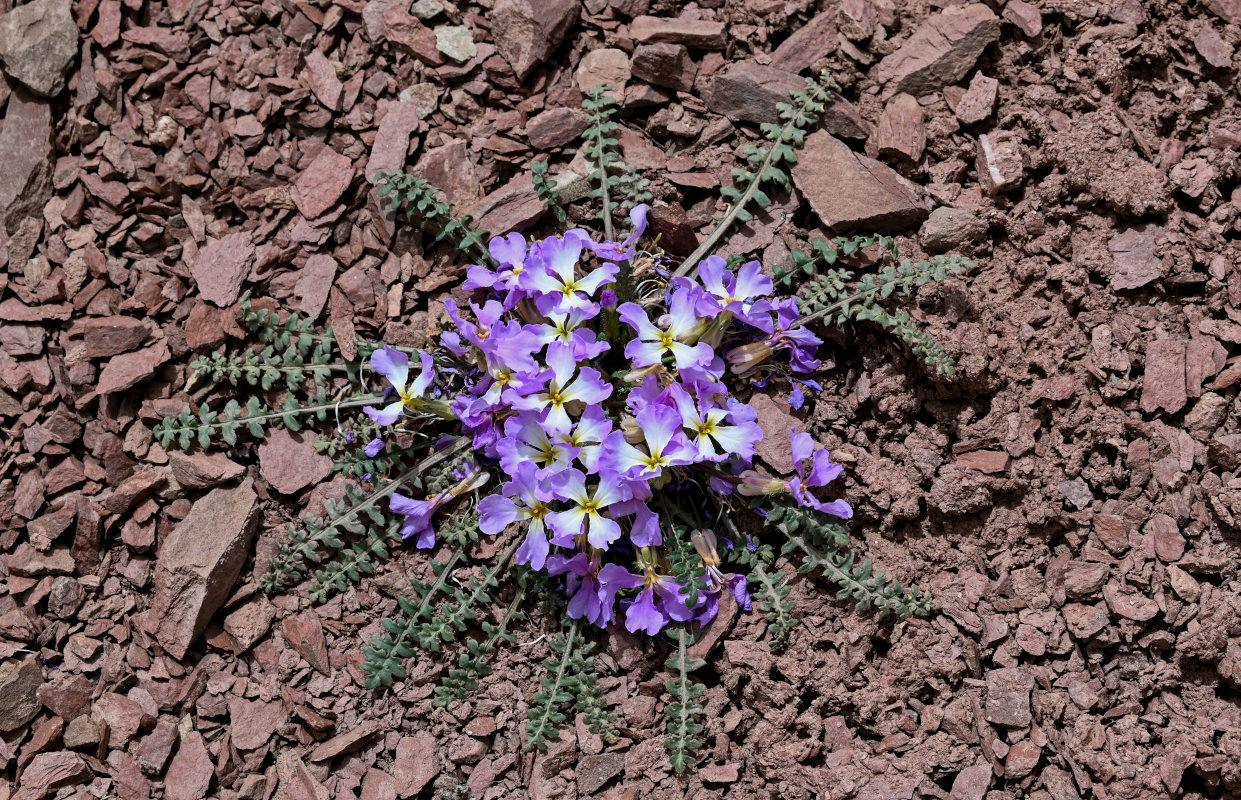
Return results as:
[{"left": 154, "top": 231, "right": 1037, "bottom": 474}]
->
[{"left": 2, "top": 0, "right": 1241, "bottom": 799}]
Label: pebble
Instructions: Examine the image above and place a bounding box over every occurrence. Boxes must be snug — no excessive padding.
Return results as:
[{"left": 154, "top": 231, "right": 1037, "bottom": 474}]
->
[
  {"left": 950, "top": 762, "right": 992, "bottom": 800},
  {"left": 489, "top": 0, "right": 580, "bottom": 79},
  {"left": 954, "top": 73, "right": 998, "bottom": 125},
  {"left": 920, "top": 206, "right": 988, "bottom": 252},
  {"left": 984, "top": 667, "right": 1033, "bottom": 727},
  {"left": 575, "top": 47, "right": 631, "bottom": 98},
  {"left": 1108, "top": 224, "right": 1166, "bottom": 290},
  {"left": 435, "top": 25, "right": 477, "bottom": 63},
  {"left": 191, "top": 231, "right": 255, "bottom": 307},
  {"left": 874, "top": 92, "right": 925, "bottom": 162},
  {"left": 293, "top": 145, "right": 355, "bottom": 220},
  {"left": 1063, "top": 602, "right": 1110, "bottom": 638},
  {"left": 976, "top": 131, "right": 1024, "bottom": 194}
]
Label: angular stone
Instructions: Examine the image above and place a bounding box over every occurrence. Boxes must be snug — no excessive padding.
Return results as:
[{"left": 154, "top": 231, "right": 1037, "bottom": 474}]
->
[
  {"left": 36, "top": 673, "right": 92, "bottom": 720},
  {"left": 1140, "top": 338, "right": 1187, "bottom": 414},
  {"left": 393, "top": 735, "right": 439, "bottom": 797},
  {"left": 309, "top": 720, "right": 383, "bottom": 762},
  {"left": 97, "top": 340, "right": 172, "bottom": 395},
  {"left": 647, "top": 201, "right": 697, "bottom": 256},
  {"left": 1109, "top": 225, "right": 1165, "bottom": 291},
  {"left": 874, "top": 92, "right": 925, "bottom": 162},
  {"left": 874, "top": 4, "right": 1000, "bottom": 95},
  {"left": 282, "top": 610, "right": 331, "bottom": 676},
  {"left": 18, "top": 751, "right": 90, "bottom": 797},
  {"left": 921, "top": 207, "right": 987, "bottom": 252},
  {"left": 0, "top": 0, "right": 77, "bottom": 97},
  {"left": 94, "top": 692, "right": 153, "bottom": 747},
  {"left": 258, "top": 429, "right": 333, "bottom": 495},
  {"left": 366, "top": 101, "right": 421, "bottom": 182},
  {"left": 771, "top": 10, "right": 836, "bottom": 73},
  {"left": 526, "top": 108, "right": 589, "bottom": 150},
  {"left": 1195, "top": 24, "right": 1233, "bottom": 69},
  {"left": 137, "top": 718, "right": 179, "bottom": 775},
  {"left": 976, "top": 131, "right": 1023, "bottom": 194},
  {"left": 166, "top": 732, "right": 214, "bottom": 800},
  {"left": 575, "top": 47, "right": 630, "bottom": 98},
  {"left": 0, "top": 85, "right": 53, "bottom": 231},
  {"left": 630, "top": 15, "right": 725, "bottom": 49},
  {"left": 414, "top": 139, "right": 480, "bottom": 207},
  {"left": 1057, "top": 477, "right": 1093, "bottom": 511},
  {"left": 1005, "top": 740, "right": 1041, "bottom": 778},
  {"left": 1166, "top": 565, "right": 1200, "bottom": 602},
  {"left": 191, "top": 232, "right": 254, "bottom": 307},
  {"left": 489, "top": 0, "right": 579, "bottom": 79},
  {"left": 227, "top": 696, "right": 287, "bottom": 751},
  {"left": 1003, "top": 0, "right": 1042, "bottom": 37},
  {"left": 1147, "top": 514, "right": 1185, "bottom": 562},
  {"left": 0, "top": 654, "right": 42, "bottom": 732},
  {"left": 838, "top": 0, "right": 876, "bottom": 40},
  {"left": 576, "top": 752, "right": 626, "bottom": 794},
  {"left": 954, "top": 72, "right": 998, "bottom": 125},
  {"left": 463, "top": 174, "right": 545, "bottom": 235},
  {"left": 984, "top": 667, "right": 1033, "bottom": 727},
  {"left": 704, "top": 61, "right": 801, "bottom": 124},
  {"left": 435, "top": 25, "right": 476, "bottom": 62},
  {"left": 147, "top": 480, "right": 261, "bottom": 659},
  {"left": 1103, "top": 582, "right": 1159, "bottom": 621},
  {"left": 1206, "top": 0, "right": 1241, "bottom": 22},
  {"left": 1063, "top": 561, "right": 1108, "bottom": 597},
  {"left": 83, "top": 316, "right": 150, "bottom": 358},
  {"left": 950, "top": 763, "right": 992, "bottom": 800},
  {"left": 63, "top": 715, "right": 101, "bottom": 750},
  {"left": 791, "top": 130, "right": 927, "bottom": 233},
  {"left": 631, "top": 43, "right": 695, "bottom": 92},
  {"left": 293, "top": 146, "right": 355, "bottom": 220},
  {"left": 304, "top": 49, "right": 343, "bottom": 110},
  {"left": 222, "top": 595, "right": 276, "bottom": 651},
  {"left": 169, "top": 451, "right": 245, "bottom": 491}
]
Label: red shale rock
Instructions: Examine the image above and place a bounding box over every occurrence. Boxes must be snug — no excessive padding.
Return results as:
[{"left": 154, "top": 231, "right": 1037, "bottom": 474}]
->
[
  {"left": 0, "top": 654, "right": 42, "bottom": 732},
  {"left": 165, "top": 731, "right": 214, "bottom": 800},
  {"left": 257, "top": 429, "right": 334, "bottom": 495},
  {"left": 791, "top": 130, "right": 927, "bottom": 233},
  {"left": 145, "top": 480, "right": 261, "bottom": 659},
  {"left": 1140, "top": 338, "right": 1188, "bottom": 414},
  {"left": 282, "top": 610, "right": 331, "bottom": 675},
  {"left": 630, "top": 15, "right": 726, "bottom": 48},
  {"left": 190, "top": 231, "right": 255, "bottom": 307},
  {"left": 293, "top": 146, "right": 355, "bottom": 220},
  {"left": 15, "top": 751, "right": 90, "bottom": 798},
  {"left": 874, "top": 4, "right": 1000, "bottom": 95},
  {"left": 873, "top": 92, "right": 925, "bottom": 162}
]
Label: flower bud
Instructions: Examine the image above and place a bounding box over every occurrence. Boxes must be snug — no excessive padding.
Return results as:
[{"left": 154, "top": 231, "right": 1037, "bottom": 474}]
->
[{"left": 725, "top": 341, "right": 773, "bottom": 375}]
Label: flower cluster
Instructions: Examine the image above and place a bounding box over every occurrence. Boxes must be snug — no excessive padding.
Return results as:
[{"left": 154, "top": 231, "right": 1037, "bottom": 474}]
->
[{"left": 363, "top": 206, "right": 851, "bottom": 635}]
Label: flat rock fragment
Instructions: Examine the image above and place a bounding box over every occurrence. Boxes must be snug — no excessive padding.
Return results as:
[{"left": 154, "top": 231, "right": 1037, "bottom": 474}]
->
[
  {"left": 874, "top": 92, "right": 925, "bottom": 162},
  {"left": 791, "top": 130, "right": 927, "bottom": 233},
  {"left": 146, "top": 480, "right": 261, "bottom": 659},
  {"left": 367, "top": 100, "right": 422, "bottom": 181},
  {"left": 874, "top": 4, "right": 1000, "bottom": 95},
  {"left": 1109, "top": 225, "right": 1165, "bottom": 290},
  {"left": 0, "top": 654, "right": 42, "bottom": 732},
  {"left": 0, "top": 0, "right": 77, "bottom": 96},
  {"left": 954, "top": 72, "right": 998, "bottom": 125},
  {"left": 293, "top": 146, "right": 355, "bottom": 220},
  {"left": 0, "top": 86, "right": 54, "bottom": 230},
  {"left": 1140, "top": 338, "right": 1187, "bottom": 414},
  {"left": 464, "top": 174, "right": 546, "bottom": 235},
  {"left": 489, "top": 0, "right": 579, "bottom": 79},
  {"left": 630, "top": 15, "right": 726, "bottom": 48},
  {"left": 190, "top": 231, "right": 254, "bottom": 307},
  {"left": 704, "top": 61, "right": 801, "bottom": 124}
]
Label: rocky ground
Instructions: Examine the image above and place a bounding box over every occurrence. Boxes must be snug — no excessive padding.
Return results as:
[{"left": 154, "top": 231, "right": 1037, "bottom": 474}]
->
[{"left": 3, "top": 0, "right": 1241, "bottom": 798}]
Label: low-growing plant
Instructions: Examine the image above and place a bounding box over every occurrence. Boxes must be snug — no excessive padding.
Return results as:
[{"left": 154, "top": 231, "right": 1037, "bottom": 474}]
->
[{"left": 156, "top": 71, "right": 971, "bottom": 773}]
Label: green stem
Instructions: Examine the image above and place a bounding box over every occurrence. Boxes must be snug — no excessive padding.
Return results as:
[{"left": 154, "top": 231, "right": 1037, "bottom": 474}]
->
[{"left": 532, "top": 620, "right": 578, "bottom": 740}]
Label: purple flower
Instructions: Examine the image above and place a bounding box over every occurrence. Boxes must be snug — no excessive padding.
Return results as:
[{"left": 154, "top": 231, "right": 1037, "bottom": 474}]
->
[
  {"left": 613, "top": 557, "right": 696, "bottom": 636},
  {"left": 464, "top": 233, "right": 532, "bottom": 297},
  {"left": 669, "top": 384, "right": 762, "bottom": 462},
  {"left": 495, "top": 411, "right": 576, "bottom": 476},
  {"left": 364, "top": 346, "right": 435, "bottom": 425},
  {"left": 553, "top": 405, "right": 615, "bottom": 474},
  {"left": 547, "top": 468, "right": 630, "bottom": 550},
  {"left": 527, "top": 233, "right": 619, "bottom": 314},
  {"left": 607, "top": 404, "right": 699, "bottom": 478},
  {"left": 738, "top": 429, "right": 852, "bottom": 518},
  {"left": 585, "top": 204, "right": 649, "bottom": 261},
  {"left": 509, "top": 343, "right": 612, "bottom": 434},
  {"left": 691, "top": 530, "right": 751, "bottom": 613},
  {"left": 364, "top": 438, "right": 385, "bottom": 457},
  {"left": 618, "top": 288, "right": 713, "bottom": 371},
  {"left": 531, "top": 308, "right": 610, "bottom": 361},
  {"left": 478, "top": 462, "right": 557, "bottom": 569},
  {"left": 391, "top": 467, "right": 490, "bottom": 548},
  {"left": 549, "top": 552, "right": 611, "bottom": 627}
]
